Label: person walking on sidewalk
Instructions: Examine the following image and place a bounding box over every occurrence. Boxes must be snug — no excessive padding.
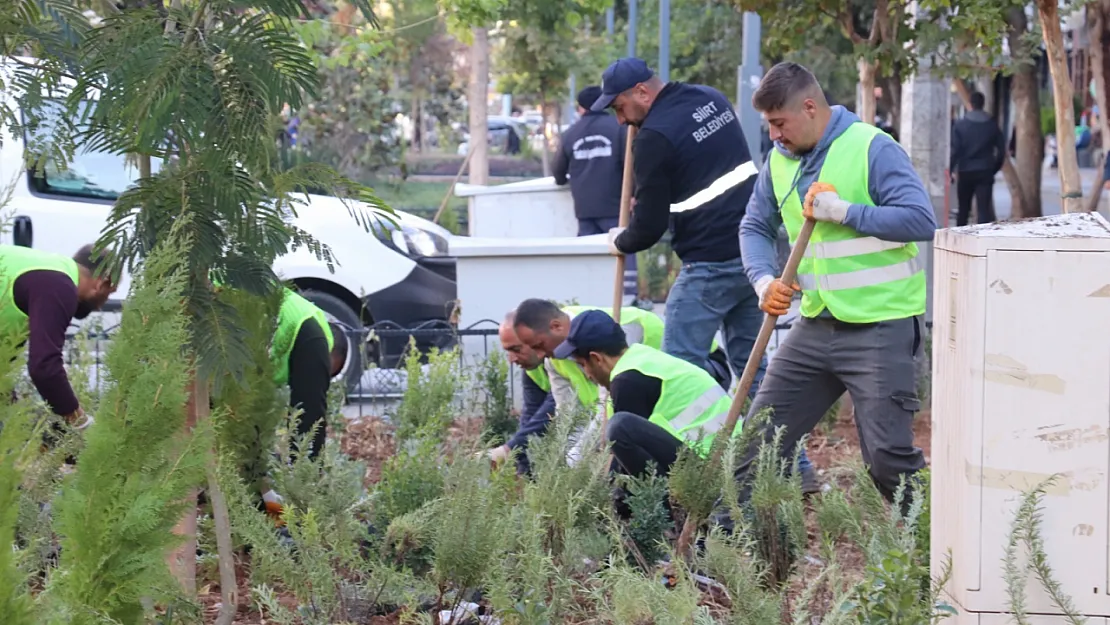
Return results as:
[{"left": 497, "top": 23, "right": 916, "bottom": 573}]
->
[
  {"left": 950, "top": 91, "right": 1005, "bottom": 226},
  {"left": 554, "top": 86, "right": 643, "bottom": 308},
  {"left": 737, "top": 61, "right": 934, "bottom": 507},
  {"left": 590, "top": 57, "right": 817, "bottom": 491}
]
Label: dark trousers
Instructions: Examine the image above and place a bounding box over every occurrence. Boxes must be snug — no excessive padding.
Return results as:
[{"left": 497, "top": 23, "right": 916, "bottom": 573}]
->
[
  {"left": 732, "top": 316, "right": 926, "bottom": 509},
  {"left": 607, "top": 411, "right": 683, "bottom": 477},
  {"left": 578, "top": 217, "right": 638, "bottom": 298},
  {"left": 956, "top": 170, "right": 996, "bottom": 226},
  {"left": 288, "top": 318, "right": 332, "bottom": 461}
]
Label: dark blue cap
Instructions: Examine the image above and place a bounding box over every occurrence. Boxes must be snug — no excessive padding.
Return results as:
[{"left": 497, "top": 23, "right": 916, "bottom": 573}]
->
[
  {"left": 553, "top": 310, "right": 626, "bottom": 359},
  {"left": 591, "top": 57, "right": 655, "bottom": 112}
]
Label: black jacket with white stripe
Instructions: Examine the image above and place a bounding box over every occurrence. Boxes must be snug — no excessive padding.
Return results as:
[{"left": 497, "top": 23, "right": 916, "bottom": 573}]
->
[
  {"left": 614, "top": 82, "right": 755, "bottom": 263},
  {"left": 554, "top": 110, "right": 627, "bottom": 221}
]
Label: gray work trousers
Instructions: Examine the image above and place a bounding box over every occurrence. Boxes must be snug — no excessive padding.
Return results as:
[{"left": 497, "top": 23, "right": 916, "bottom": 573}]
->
[{"left": 733, "top": 314, "right": 926, "bottom": 506}]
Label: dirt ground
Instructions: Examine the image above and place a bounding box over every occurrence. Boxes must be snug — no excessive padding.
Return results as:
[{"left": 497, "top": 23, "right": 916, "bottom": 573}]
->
[{"left": 203, "top": 410, "right": 933, "bottom": 624}]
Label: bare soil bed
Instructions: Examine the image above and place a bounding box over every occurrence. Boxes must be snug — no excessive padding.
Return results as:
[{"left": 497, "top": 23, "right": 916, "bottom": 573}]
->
[{"left": 201, "top": 410, "right": 934, "bottom": 624}]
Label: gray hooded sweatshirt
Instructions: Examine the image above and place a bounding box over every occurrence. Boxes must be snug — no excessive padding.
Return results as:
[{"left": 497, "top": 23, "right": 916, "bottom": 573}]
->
[{"left": 739, "top": 105, "right": 937, "bottom": 291}]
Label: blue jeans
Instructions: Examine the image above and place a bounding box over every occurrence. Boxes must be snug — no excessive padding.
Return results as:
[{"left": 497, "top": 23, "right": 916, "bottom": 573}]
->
[{"left": 662, "top": 256, "right": 813, "bottom": 474}]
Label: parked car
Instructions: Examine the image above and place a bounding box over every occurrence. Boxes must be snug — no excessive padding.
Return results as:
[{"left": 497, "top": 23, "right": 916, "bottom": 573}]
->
[{"left": 0, "top": 57, "right": 458, "bottom": 393}]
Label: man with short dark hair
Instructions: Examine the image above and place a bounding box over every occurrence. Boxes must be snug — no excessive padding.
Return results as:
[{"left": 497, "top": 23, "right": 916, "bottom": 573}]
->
[
  {"left": 591, "top": 57, "right": 817, "bottom": 491},
  {"left": 738, "top": 61, "right": 934, "bottom": 507},
  {"left": 554, "top": 85, "right": 640, "bottom": 305},
  {"left": 950, "top": 90, "right": 1005, "bottom": 226},
  {"left": 553, "top": 309, "right": 734, "bottom": 480},
  {"left": 481, "top": 311, "right": 556, "bottom": 476},
  {"left": 0, "top": 243, "right": 117, "bottom": 429}
]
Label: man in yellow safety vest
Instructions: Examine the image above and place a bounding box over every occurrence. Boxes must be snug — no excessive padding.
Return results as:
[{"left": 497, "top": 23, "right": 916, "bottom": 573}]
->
[
  {"left": 0, "top": 244, "right": 116, "bottom": 434},
  {"left": 736, "top": 61, "right": 934, "bottom": 508},
  {"left": 554, "top": 309, "right": 734, "bottom": 479}
]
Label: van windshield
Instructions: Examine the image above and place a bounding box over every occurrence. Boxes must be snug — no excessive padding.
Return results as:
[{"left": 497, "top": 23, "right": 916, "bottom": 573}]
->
[{"left": 23, "top": 99, "right": 162, "bottom": 201}]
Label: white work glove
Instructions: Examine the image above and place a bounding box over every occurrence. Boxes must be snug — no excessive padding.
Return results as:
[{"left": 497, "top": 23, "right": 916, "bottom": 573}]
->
[
  {"left": 73, "top": 413, "right": 95, "bottom": 431},
  {"left": 752, "top": 275, "right": 774, "bottom": 302},
  {"left": 607, "top": 227, "right": 626, "bottom": 257},
  {"left": 809, "top": 191, "right": 851, "bottom": 224},
  {"left": 476, "top": 444, "right": 511, "bottom": 465}
]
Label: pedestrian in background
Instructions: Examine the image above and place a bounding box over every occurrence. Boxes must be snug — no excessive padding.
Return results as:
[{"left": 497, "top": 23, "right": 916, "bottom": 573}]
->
[
  {"left": 554, "top": 85, "right": 643, "bottom": 307},
  {"left": 950, "top": 91, "right": 1005, "bottom": 226}
]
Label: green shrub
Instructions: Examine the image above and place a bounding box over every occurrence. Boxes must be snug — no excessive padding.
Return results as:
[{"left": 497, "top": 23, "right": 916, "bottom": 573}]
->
[
  {"left": 394, "top": 338, "right": 460, "bottom": 442},
  {"left": 476, "top": 350, "right": 516, "bottom": 446},
  {"left": 46, "top": 239, "right": 209, "bottom": 624}
]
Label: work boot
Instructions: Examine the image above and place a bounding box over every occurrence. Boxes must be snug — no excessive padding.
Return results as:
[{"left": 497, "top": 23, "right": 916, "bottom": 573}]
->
[{"left": 800, "top": 464, "right": 821, "bottom": 496}]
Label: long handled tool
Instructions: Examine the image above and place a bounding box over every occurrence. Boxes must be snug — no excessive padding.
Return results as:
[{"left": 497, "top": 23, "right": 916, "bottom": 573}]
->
[
  {"left": 598, "top": 125, "right": 639, "bottom": 446},
  {"left": 673, "top": 213, "right": 817, "bottom": 561}
]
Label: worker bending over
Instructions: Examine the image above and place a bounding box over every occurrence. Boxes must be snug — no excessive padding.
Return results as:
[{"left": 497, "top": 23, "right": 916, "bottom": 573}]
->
[
  {"left": 485, "top": 311, "right": 556, "bottom": 475},
  {"left": 737, "top": 62, "right": 934, "bottom": 506},
  {"left": 0, "top": 244, "right": 115, "bottom": 431},
  {"left": 555, "top": 309, "right": 732, "bottom": 481},
  {"left": 510, "top": 299, "right": 667, "bottom": 463},
  {"left": 270, "top": 288, "right": 349, "bottom": 462}
]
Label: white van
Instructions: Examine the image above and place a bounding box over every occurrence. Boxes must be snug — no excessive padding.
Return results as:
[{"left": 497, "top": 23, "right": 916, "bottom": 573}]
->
[{"left": 0, "top": 58, "right": 459, "bottom": 391}]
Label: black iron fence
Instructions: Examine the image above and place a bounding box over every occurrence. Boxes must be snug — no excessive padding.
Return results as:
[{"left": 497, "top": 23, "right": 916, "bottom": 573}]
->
[{"left": 61, "top": 314, "right": 933, "bottom": 421}]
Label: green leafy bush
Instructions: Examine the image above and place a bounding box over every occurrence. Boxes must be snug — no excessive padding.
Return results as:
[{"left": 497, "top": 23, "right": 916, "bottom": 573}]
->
[{"left": 394, "top": 338, "right": 461, "bottom": 442}]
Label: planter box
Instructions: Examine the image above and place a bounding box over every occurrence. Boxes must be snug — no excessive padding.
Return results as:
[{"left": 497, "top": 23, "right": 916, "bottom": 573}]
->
[
  {"left": 454, "top": 177, "right": 578, "bottom": 239},
  {"left": 449, "top": 234, "right": 615, "bottom": 409},
  {"left": 930, "top": 212, "right": 1110, "bottom": 622}
]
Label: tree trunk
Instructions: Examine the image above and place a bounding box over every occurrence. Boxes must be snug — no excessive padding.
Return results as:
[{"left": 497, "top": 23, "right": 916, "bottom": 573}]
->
[
  {"left": 168, "top": 374, "right": 206, "bottom": 595},
  {"left": 1005, "top": 7, "right": 1044, "bottom": 218},
  {"left": 468, "top": 27, "right": 490, "bottom": 185},
  {"left": 208, "top": 454, "right": 237, "bottom": 625},
  {"left": 1038, "top": 0, "right": 1083, "bottom": 213},
  {"left": 858, "top": 58, "right": 877, "bottom": 126},
  {"left": 1086, "top": 0, "right": 1110, "bottom": 212},
  {"left": 410, "top": 93, "right": 421, "bottom": 153}
]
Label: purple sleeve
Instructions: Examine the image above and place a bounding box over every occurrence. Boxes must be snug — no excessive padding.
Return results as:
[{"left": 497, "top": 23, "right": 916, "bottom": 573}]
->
[{"left": 13, "top": 270, "right": 80, "bottom": 416}]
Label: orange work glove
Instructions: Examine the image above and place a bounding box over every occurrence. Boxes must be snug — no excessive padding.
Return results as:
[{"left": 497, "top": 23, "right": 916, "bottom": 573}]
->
[
  {"left": 803, "top": 181, "right": 838, "bottom": 220},
  {"left": 759, "top": 279, "right": 800, "bottom": 316}
]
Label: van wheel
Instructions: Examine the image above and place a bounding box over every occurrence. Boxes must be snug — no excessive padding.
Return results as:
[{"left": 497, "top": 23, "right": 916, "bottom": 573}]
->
[{"left": 300, "top": 289, "right": 365, "bottom": 397}]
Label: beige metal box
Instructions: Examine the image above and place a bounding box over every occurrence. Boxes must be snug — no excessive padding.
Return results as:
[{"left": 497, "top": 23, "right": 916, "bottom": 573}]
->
[{"left": 931, "top": 212, "right": 1110, "bottom": 622}]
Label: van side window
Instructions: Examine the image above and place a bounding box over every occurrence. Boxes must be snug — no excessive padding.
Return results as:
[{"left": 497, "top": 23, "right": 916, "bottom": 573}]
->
[{"left": 21, "top": 99, "right": 161, "bottom": 201}]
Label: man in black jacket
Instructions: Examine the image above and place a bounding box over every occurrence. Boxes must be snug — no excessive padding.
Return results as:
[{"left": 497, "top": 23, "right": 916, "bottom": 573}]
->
[
  {"left": 950, "top": 91, "right": 1005, "bottom": 226},
  {"left": 554, "top": 85, "right": 641, "bottom": 305},
  {"left": 591, "top": 57, "right": 816, "bottom": 486}
]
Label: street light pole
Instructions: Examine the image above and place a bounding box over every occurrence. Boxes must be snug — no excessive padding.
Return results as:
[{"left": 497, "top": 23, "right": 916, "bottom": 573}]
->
[
  {"left": 736, "top": 12, "right": 763, "bottom": 163},
  {"left": 659, "top": 0, "right": 670, "bottom": 82},
  {"left": 627, "top": 0, "right": 638, "bottom": 57}
]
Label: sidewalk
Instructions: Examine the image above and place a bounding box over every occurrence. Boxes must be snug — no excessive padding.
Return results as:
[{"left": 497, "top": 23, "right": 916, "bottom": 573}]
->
[{"left": 951, "top": 166, "right": 1107, "bottom": 225}]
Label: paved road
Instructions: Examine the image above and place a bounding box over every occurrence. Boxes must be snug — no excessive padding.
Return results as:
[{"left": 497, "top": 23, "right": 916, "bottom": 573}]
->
[{"left": 951, "top": 166, "right": 1105, "bottom": 225}]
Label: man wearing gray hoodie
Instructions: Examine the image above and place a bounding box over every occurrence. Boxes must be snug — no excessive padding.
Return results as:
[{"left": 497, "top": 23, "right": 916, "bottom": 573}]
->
[{"left": 734, "top": 62, "right": 935, "bottom": 508}]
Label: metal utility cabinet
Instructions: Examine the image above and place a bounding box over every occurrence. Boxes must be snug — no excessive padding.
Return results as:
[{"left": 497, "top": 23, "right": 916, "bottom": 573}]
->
[{"left": 931, "top": 212, "right": 1110, "bottom": 624}]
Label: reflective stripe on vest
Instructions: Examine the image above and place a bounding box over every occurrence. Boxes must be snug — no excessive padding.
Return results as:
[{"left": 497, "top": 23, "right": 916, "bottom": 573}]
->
[
  {"left": 670, "top": 159, "right": 758, "bottom": 214},
  {"left": 797, "top": 254, "right": 927, "bottom": 292},
  {"left": 769, "top": 122, "right": 926, "bottom": 323},
  {"left": 0, "top": 246, "right": 79, "bottom": 341},
  {"left": 607, "top": 343, "right": 736, "bottom": 457}
]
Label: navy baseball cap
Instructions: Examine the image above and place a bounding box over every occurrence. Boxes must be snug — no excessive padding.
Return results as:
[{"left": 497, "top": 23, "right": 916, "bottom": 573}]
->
[
  {"left": 591, "top": 57, "right": 655, "bottom": 112},
  {"left": 553, "top": 310, "right": 627, "bottom": 359}
]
